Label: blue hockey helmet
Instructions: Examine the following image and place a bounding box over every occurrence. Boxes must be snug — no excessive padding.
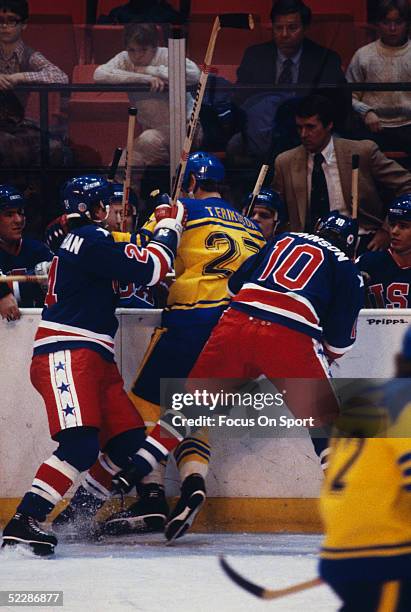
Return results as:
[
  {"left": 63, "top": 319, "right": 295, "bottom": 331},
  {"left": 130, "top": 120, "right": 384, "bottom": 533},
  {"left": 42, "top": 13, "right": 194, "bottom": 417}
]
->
[
  {"left": 60, "top": 175, "right": 112, "bottom": 218},
  {"left": 244, "top": 188, "right": 288, "bottom": 224},
  {"left": 315, "top": 211, "right": 358, "bottom": 257},
  {"left": 109, "top": 183, "right": 138, "bottom": 213},
  {"left": 388, "top": 194, "right": 411, "bottom": 223},
  {"left": 182, "top": 151, "right": 225, "bottom": 192},
  {"left": 0, "top": 185, "right": 25, "bottom": 212}
]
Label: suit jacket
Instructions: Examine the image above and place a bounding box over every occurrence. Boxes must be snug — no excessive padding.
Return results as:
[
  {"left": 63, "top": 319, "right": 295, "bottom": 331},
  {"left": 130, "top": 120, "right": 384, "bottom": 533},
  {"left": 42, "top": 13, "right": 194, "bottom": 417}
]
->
[
  {"left": 236, "top": 37, "right": 346, "bottom": 89},
  {"left": 234, "top": 37, "right": 348, "bottom": 126},
  {"left": 272, "top": 138, "right": 411, "bottom": 232}
]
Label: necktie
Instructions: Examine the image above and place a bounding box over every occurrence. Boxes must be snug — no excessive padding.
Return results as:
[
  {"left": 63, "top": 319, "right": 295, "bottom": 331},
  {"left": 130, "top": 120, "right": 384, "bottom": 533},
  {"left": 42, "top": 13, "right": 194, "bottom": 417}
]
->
[
  {"left": 278, "top": 58, "right": 293, "bottom": 84},
  {"left": 308, "top": 153, "right": 329, "bottom": 231}
]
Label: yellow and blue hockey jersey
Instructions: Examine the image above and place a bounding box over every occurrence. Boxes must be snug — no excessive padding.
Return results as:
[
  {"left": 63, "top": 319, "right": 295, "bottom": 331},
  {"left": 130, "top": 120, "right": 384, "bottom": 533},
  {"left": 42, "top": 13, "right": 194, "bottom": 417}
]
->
[
  {"left": 320, "top": 379, "right": 411, "bottom": 582},
  {"left": 118, "top": 197, "right": 265, "bottom": 326}
]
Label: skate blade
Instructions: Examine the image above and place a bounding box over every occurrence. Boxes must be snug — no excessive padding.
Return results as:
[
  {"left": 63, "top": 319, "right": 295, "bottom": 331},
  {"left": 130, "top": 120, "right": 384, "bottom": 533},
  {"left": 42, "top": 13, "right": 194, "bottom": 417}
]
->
[
  {"left": 2, "top": 538, "right": 55, "bottom": 556},
  {"left": 101, "top": 514, "right": 166, "bottom": 536},
  {"left": 165, "top": 492, "right": 206, "bottom": 543}
]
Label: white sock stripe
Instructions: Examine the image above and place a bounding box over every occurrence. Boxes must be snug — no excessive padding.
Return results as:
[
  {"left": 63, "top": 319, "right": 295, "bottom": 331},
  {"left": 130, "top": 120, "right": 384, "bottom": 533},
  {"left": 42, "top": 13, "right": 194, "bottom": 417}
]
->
[
  {"left": 99, "top": 453, "right": 118, "bottom": 476},
  {"left": 45, "top": 455, "right": 80, "bottom": 482},
  {"left": 30, "top": 486, "right": 59, "bottom": 506},
  {"left": 137, "top": 448, "right": 158, "bottom": 470},
  {"left": 31, "top": 479, "right": 62, "bottom": 503},
  {"left": 83, "top": 474, "right": 110, "bottom": 499}
]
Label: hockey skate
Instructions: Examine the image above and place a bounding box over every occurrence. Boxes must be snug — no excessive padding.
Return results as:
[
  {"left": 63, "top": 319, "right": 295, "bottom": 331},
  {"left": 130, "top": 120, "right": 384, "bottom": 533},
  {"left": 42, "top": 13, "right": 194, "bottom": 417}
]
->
[
  {"left": 52, "top": 486, "right": 104, "bottom": 540},
  {"left": 165, "top": 474, "right": 206, "bottom": 542},
  {"left": 102, "top": 483, "right": 169, "bottom": 536},
  {"left": 2, "top": 513, "right": 57, "bottom": 556}
]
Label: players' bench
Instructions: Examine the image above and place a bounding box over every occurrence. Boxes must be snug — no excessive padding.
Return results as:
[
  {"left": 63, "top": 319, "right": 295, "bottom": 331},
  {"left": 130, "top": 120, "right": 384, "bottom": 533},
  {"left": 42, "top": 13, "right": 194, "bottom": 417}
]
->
[{"left": 68, "top": 64, "right": 136, "bottom": 167}]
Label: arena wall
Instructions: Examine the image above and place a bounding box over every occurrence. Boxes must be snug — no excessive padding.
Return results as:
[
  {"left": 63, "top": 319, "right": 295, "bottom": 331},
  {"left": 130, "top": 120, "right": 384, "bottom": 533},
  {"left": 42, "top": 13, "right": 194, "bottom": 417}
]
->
[{"left": 0, "top": 309, "right": 409, "bottom": 531}]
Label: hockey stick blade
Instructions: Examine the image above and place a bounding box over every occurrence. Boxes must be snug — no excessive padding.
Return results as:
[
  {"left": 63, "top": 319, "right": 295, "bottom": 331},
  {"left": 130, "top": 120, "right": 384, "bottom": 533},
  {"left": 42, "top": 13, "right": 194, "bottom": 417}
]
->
[
  {"left": 219, "top": 556, "right": 323, "bottom": 600},
  {"left": 219, "top": 13, "right": 254, "bottom": 29}
]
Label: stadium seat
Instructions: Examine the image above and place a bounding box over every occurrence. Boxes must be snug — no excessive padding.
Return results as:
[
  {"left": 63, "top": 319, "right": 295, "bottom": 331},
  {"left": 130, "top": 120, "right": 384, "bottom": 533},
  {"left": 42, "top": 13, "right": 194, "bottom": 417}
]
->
[
  {"left": 68, "top": 65, "right": 133, "bottom": 166},
  {"left": 28, "top": 0, "right": 86, "bottom": 23},
  {"left": 189, "top": 0, "right": 272, "bottom": 19},
  {"left": 23, "top": 15, "right": 78, "bottom": 78},
  {"left": 97, "top": 0, "right": 181, "bottom": 21},
  {"left": 186, "top": 14, "right": 269, "bottom": 66},
  {"left": 90, "top": 25, "right": 125, "bottom": 64},
  {"left": 306, "top": 13, "right": 358, "bottom": 70}
]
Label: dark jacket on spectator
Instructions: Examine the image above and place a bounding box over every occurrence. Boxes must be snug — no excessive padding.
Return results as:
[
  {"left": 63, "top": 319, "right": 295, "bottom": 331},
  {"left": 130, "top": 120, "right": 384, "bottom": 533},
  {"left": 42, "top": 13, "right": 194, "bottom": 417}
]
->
[{"left": 100, "top": 0, "right": 185, "bottom": 24}]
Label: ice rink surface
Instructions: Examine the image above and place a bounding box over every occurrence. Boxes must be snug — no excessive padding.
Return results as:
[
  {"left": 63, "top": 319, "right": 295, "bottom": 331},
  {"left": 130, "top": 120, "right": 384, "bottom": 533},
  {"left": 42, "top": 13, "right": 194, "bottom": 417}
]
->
[{"left": 1, "top": 533, "right": 340, "bottom": 611}]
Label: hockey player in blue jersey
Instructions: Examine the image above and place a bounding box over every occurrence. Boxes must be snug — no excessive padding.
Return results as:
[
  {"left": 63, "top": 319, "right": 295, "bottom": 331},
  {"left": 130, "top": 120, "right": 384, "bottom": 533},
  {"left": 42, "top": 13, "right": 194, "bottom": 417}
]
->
[
  {"left": 109, "top": 212, "right": 364, "bottom": 506},
  {"left": 358, "top": 194, "right": 411, "bottom": 308},
  {"left": 0, "top": 185, "right": 53, "bottom": 321},
  {"left": 1, "top": 175, "right": 186, "bottom": 556}
]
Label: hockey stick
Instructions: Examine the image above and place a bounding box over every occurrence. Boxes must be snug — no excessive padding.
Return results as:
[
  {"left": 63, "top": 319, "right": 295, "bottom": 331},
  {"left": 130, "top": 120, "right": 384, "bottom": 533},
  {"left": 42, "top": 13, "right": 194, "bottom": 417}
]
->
[
  {"left": 219, "top": 556, "right": 323, "bottom": 600},
  {"left": 122, "top": 107, "right": 138, "bottom": 231},
  {"left": 351, "top": 154, "right": 359, "bottom": 220},
  {"left": 107, "top": 147, "right": 123, "bottom": 183},
  {"left": 170, "top": 13, "right": 254, "bottom": 206},
  {"left": 0, "top": 275, "right": 47, "bottom": 283},
  {"left": 245, "top": 164, "right": 269, "bottom": 218}
]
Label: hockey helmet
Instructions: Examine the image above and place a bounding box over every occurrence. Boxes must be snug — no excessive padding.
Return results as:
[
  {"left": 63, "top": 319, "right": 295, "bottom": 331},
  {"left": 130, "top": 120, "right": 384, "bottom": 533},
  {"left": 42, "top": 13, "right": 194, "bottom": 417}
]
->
[
  {"left": 109, "top": 183, "right": 138, "bottom": 215},
  {"left": 0, "top": 185, "right": 25, "bottom": 212},
  {"left": 244, "top": 188, "right": 288, "bottom": 224},
  {"left": 388, "top": 194, "right": 411, "bottom": 223},
  {"left": 182, "top": 152, "right": 225, "bottom": 192},
  {"left": 61, "top": 175, "right": 112, "bottom": 218},
  {"left": 315, "top": 211, "right": 358, "bottom": 257}
]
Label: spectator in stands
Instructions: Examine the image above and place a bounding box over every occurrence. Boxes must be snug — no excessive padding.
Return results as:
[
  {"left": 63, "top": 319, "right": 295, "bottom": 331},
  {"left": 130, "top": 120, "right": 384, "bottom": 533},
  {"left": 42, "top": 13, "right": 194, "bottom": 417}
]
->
[
  {"left": 98, "top": 0, "right": 185, "bottom": 25},
  {"left": 346, "top": 0, "right": 411, "bottom": 155},
  {"left": 0, "top": 0, "right": 69, "bottom": 168},
  {"left": 227, "top": 0, "right": 348, "bottom": 168},
  {"left": 93, "top": 23, "right": 201, "bottom": 184},
  {"left": 0, "top": 184, "right": 52, "bottom": 321},
  {"left": 272, "top": 94, "right": 411, "bottom": 252},
  {"left": 358, "top": 194, "right": 411, "bottom": 307}
]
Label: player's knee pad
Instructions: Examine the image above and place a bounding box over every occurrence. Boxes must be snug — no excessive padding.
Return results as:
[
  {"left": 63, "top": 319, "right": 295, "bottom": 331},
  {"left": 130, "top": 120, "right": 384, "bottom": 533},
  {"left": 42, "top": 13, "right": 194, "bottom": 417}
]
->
[
  {"left": 54, "top": 426, "right": 100, "bottom": 472},
  {"left": 103, "top": 427, "right": 146, "bottom": 469}
]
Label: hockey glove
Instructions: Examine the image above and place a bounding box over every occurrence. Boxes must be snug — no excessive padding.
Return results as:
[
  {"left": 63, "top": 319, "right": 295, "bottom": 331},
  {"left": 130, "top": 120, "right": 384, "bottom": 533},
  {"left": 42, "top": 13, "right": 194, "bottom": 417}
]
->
[
  {"left": 45, "top": 214, "right": 69, "bottom": 253},
  {"left": 154, "top": 199, "right": 187, "bottom": 247},
  {"left": 34, "top": 261, "right": 52, "bottom": 291}
]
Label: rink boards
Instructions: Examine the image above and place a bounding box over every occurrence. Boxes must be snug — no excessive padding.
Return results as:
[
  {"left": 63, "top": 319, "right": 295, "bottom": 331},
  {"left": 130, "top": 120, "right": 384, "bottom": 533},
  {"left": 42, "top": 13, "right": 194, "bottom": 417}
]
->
[{"left": 0, "top": 308, "right": 410, "bottom": 531}]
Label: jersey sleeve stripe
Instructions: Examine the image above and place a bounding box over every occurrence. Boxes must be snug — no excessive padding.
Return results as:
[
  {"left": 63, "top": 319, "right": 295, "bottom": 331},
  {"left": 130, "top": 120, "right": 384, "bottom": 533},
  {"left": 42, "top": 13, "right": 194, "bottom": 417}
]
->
[{"left": 398, "top": 452, "right": 411, "bottom": 465}]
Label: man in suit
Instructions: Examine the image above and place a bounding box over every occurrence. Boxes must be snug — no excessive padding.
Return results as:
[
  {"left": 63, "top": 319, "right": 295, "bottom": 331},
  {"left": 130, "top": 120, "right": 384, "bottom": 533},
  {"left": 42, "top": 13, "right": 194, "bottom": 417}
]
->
[
  {"left": 227, "top": 0, "right": 348, "bottom": 177},
  {"left": 272, "top": 94, "right": 411, "bottom": 252},
  {"left": 236, "top": 0, "right": 345, "bottom": 94}
]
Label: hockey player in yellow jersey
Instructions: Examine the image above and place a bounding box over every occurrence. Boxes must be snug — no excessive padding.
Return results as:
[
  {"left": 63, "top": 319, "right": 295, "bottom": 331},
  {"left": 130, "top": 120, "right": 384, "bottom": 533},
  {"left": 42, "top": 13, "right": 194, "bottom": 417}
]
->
[
  {"left": 319, "top": 327, "right": 411, "bottom": 611},
  {"left": 102, "top": 152, "right": 265, "bottom": 539}
]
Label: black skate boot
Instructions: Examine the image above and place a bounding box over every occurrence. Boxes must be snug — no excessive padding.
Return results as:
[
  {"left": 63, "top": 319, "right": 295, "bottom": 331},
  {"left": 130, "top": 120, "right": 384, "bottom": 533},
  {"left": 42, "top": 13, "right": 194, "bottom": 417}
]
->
[
  {"left": 52, "top": 486, "right": 104, "bottom": 539},
  {"left": 165, "top": 474, "right": 206, "bottom": 542},
  {"left": 102, "top": 483, "right": 169, "bottom": 535},
  {"left": 2, "top": 513, "right": 57, "bottom": 556}
]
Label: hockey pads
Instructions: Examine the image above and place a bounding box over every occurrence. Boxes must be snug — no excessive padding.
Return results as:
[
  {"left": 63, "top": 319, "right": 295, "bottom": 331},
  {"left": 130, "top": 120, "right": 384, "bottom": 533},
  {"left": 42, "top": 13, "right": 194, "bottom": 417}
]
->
[{"left": 45, "top": 214, "right": 69, "bottom": 253}]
